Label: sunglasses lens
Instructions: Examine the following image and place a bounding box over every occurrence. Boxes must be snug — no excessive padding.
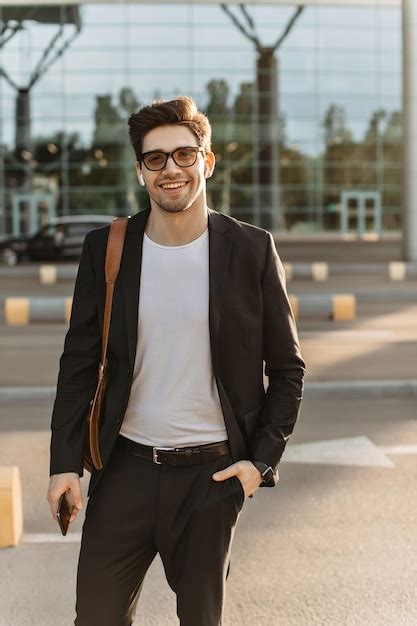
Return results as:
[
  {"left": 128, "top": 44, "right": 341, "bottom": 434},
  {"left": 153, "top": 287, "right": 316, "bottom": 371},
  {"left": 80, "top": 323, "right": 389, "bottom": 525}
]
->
[
  {"left": 143, "top": 152, "right": 166, "bottom": 170},
  {"left": 173, "top": 148, "right": 198, "bottom": 167}
]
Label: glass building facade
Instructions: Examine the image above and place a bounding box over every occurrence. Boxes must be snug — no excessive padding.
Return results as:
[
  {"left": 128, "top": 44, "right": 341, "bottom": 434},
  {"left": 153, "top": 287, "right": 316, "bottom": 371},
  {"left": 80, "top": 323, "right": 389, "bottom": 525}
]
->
[{"left": 0, "top": 2, "right": 401, "bottom": 235}]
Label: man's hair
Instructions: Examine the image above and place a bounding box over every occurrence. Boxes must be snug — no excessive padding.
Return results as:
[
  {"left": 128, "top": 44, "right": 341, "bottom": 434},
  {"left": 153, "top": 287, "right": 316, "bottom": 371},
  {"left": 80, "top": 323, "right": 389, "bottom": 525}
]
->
[{"left": 128, "top": 95, "right": 212, "bottom": 162}]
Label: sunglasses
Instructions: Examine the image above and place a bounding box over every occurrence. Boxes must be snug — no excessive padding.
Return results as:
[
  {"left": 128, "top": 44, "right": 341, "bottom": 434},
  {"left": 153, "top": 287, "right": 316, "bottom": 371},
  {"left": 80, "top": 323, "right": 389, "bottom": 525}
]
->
[{"left": 140, "top": 146, "right": 206, "bottom": 171}]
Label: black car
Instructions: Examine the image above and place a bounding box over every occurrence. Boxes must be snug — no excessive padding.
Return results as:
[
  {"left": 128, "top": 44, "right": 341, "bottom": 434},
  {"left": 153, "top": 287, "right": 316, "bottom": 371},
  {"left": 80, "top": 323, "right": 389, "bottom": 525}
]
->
[{"left": 0, "top": 215, "right": 115, "bottom": 266}]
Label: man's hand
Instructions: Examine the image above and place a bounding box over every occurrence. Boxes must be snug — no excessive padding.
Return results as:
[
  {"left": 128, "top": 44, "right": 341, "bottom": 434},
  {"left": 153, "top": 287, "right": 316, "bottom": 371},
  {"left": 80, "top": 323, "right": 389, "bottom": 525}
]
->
[
  {"left": 46, "top": 473, "right": 83, "bottom": 524},
  {"left": 212, "top": 460, "right": 263, "bottom": 498}
]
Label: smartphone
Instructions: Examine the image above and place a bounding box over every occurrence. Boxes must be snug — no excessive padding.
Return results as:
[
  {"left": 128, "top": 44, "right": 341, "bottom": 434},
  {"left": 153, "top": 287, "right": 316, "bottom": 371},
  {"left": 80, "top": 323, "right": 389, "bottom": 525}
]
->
[{"left": 56, "top": 492, "right": 72, "bottom": 536}]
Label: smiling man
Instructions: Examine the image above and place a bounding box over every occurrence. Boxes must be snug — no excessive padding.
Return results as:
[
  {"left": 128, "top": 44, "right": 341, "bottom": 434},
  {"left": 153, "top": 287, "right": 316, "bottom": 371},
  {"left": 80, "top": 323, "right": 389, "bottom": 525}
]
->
[{"left": 47, "top": 96, "right": 305, "bottom": 626}]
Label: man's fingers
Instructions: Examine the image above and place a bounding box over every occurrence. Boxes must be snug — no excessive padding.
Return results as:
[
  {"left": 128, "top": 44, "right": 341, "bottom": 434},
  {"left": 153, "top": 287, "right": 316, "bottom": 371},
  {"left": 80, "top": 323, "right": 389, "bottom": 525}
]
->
[
  {"left": 47, "top": 491, "right": 62, "bottom": 520},
  {"left": 60, "top": 486, "right": 83, "bottom": 525},
  {"left": 46, "top": 473, "right": 83, "bottom": 524},
  {"left": 67, "top": 482, "right": 83, "bottom": 512},
  {"left": 212, "top": 465, "right": 239, "bottom": 480}
]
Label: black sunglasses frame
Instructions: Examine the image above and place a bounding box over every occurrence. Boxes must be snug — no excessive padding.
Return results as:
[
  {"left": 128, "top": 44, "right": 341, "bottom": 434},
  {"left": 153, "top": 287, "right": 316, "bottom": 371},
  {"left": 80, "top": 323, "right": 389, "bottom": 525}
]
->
[{"left": 140, "top": 146, "right": 206, "bottom": 171}]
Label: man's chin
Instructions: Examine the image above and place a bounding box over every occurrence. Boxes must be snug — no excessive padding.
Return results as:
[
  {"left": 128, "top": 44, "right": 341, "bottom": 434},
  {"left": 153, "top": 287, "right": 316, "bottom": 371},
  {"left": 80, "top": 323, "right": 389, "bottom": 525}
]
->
[{"left": 156, "top": 198, "right": 194, "bottom": 213}]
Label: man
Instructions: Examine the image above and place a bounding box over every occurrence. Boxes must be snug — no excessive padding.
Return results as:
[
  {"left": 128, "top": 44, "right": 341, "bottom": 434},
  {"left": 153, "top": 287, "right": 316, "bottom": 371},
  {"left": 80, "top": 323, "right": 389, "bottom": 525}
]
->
[{"left": 46, "top": 95, "right": 305, "bottom": 626}]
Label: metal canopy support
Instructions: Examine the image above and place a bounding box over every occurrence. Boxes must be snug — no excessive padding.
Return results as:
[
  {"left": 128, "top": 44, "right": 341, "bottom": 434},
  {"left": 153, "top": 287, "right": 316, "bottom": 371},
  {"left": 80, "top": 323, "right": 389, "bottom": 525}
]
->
[
  {"left": 0, "top": 6, "right": 81, "bottom": 192},
  {"left": 221, "top": 4, "right": 304, "bottom": 230},
  {"left": 402, "top": 0, "right": 417, "bottom": 261},
  {"left": 257, "top": 49, "right": 280, "bottom": 230}
]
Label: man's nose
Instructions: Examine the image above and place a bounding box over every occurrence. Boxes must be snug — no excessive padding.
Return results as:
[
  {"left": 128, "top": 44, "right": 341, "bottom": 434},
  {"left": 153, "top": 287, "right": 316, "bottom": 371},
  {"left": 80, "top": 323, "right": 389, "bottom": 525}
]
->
[{"left": 163, "top": 155, "right": 182, "bottom": 175}]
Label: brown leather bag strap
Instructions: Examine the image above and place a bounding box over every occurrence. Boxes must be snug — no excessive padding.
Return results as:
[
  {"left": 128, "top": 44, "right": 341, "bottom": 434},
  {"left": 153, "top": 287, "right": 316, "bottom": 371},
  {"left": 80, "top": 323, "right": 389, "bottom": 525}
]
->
[{"left": 100, "top": 217, "right": 129, "bottom": 368}]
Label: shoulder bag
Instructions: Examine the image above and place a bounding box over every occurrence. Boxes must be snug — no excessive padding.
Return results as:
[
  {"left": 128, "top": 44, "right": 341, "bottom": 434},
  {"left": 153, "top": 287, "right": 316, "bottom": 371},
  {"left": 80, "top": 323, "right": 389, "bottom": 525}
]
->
[{"left": 84, "top": 216, "right": 130, "bottom": 472}]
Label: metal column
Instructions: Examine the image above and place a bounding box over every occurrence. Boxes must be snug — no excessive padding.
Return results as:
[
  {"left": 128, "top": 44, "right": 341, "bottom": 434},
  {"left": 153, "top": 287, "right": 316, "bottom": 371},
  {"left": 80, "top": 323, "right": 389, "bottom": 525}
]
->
[{"left": 402, "top": 0, "right": 417, "bottom": 261}]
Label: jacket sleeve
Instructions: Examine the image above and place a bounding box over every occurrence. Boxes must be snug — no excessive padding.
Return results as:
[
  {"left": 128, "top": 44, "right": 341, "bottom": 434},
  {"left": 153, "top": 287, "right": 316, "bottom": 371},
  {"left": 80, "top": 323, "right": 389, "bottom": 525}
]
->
[
  {"left": 49, "top": 231, "right": 101, "bottom": 477},
  {"left": 249, "top": 231, "right": 306, "bottom": 487}
]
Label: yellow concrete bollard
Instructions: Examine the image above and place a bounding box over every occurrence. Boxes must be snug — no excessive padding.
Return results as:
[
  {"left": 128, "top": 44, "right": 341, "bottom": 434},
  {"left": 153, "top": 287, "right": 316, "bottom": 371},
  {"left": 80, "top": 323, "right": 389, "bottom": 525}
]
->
[
  {"left": 65, "top": 297, "right": 73, "bottom": 324},
  {"left": 389, "top": 262, "right": 406, "bottom": 281},
  {"left": 4, "top": 298, "right": 30, "bottom": 326},
  {"left": 39, "top": 265, "right": 58, "bottom": 284},
  {"left": 0, "top": 466, "right": 23, "bottom": 548},
  {"left": 311, "top": 262, "right": 329, "bottom": 281},
  {"left": 332, "top": 294, "right": 356, "bottom": 321}
]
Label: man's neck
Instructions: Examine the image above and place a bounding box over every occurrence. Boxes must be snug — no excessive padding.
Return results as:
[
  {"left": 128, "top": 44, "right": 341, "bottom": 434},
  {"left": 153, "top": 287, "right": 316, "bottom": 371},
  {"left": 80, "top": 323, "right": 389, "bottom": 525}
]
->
[{"left": 145, "top": 205, "right": 209, "bottom": 246}]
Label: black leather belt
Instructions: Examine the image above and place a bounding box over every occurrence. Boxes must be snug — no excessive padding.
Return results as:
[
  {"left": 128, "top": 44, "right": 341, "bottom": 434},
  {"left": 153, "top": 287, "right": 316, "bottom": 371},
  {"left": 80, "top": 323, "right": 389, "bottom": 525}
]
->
[{"left": 116, "top": 434, "right": 231, "bottom": 466}]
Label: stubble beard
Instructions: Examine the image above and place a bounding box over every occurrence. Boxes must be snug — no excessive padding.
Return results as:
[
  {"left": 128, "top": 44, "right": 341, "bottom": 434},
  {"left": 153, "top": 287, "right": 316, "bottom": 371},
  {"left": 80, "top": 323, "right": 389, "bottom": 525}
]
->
[
  {"left": 152, "top": 184, "right": 196, "bottom": 214},
  {"left": 156, "top": 200, "right": 188, "bottom": 214}
]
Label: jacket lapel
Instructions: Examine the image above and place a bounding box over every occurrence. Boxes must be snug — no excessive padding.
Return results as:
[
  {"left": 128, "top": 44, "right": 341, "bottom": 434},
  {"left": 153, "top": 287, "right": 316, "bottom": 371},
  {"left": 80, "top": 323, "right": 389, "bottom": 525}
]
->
[
  {"left": 120, "top": 207, "right": 233, "bottom": 374},
  {"left": 120, "top": 207, "right": 148, "bottom": 370},
  {"left": 207, "top": 207, "right": 233, "bottom": 377}
]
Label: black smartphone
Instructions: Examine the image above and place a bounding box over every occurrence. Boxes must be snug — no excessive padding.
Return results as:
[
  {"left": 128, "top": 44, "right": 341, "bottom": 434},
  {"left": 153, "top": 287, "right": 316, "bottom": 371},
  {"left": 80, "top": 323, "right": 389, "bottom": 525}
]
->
[{"left": 56, "top": 492, "right": 72, "bottom": 536}]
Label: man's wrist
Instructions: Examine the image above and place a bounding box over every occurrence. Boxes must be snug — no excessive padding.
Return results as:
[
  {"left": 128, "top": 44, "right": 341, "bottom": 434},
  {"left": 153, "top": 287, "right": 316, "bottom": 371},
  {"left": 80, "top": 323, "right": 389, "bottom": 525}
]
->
[
  {"left": 250, "top": 461, "right": 263, "bottom": 481},
  {"left": 250, "top": 459, "right": 275, "bottom": 484}
]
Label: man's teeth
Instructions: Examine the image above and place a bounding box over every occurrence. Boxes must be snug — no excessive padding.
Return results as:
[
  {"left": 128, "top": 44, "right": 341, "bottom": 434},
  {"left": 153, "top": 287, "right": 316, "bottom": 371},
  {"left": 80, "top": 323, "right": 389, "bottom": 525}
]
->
[{"left": 161, "top": 182, "right": 187, "bottom": 189}]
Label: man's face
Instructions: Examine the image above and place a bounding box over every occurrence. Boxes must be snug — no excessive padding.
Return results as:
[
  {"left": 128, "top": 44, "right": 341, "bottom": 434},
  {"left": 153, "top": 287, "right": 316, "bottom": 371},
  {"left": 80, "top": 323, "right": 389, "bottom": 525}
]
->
[{"left": 136, "top": 125, "right": 215, "bottom": 214}]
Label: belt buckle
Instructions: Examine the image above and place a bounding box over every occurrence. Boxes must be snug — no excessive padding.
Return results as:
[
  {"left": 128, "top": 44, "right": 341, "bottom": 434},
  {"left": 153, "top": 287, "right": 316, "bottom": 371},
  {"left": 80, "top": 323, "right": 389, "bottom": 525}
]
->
[{"left": 152, "top": 446, "right": 178, "bottom": 464}]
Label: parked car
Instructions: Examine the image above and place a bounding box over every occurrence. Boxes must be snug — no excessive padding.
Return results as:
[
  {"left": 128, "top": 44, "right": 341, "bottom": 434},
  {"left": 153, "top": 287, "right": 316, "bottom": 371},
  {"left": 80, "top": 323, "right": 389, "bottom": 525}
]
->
[{"left": 0, "top": 215, "right": 115, "bottom": 266}]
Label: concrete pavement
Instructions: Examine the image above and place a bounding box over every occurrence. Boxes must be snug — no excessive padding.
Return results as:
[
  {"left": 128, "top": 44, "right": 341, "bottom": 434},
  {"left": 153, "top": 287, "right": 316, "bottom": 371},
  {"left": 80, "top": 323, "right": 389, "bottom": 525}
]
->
[
  {"left": 0, "top": 393, "right": 416, "bottom": 625},
  {"left": 0, "top": 250, "right": 416, "bottom": 625}
]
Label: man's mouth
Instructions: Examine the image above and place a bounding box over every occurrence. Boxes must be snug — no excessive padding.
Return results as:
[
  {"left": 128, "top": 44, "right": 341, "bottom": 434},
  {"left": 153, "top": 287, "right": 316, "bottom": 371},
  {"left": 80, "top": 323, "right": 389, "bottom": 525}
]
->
[{"left": 159, "top": 181, "right": 189, "bottom": 191}]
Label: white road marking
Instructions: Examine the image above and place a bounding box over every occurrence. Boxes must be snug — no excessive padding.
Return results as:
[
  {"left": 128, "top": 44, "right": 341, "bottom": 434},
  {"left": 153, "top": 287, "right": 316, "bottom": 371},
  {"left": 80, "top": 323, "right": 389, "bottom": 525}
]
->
[
  {"left": 379, "top": 445, "right": 417, "bottom": 455},
  {"left": 283, "top": 436, "right": 395, "bottom": 467}
]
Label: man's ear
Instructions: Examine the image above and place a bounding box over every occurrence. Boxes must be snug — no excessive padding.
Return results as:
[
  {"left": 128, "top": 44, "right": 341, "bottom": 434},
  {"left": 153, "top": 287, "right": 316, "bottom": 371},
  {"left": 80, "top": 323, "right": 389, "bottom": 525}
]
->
[
  {"left": 136, "top": 161, "right": 145, "bottom": 186},
  {"left": 205, "top": 151, "right": 216, "bottom": 179}
]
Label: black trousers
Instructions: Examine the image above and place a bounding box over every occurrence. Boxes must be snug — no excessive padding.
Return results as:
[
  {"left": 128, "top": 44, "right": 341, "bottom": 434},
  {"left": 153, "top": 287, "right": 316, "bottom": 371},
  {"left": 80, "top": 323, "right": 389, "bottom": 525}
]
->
[{"left": 74, "top": 435, "right": 245, "bottom": 626}]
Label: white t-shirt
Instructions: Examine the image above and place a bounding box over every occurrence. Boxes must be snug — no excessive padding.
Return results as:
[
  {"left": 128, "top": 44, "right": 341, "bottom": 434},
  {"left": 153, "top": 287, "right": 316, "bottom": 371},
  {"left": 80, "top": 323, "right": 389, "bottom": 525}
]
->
[{"left": 119, "top": 227, "right": 227, "bottom": 447}]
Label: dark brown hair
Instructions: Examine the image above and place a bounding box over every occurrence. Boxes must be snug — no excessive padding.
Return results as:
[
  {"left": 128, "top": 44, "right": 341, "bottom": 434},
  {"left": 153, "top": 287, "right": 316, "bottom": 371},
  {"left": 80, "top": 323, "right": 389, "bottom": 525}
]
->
[{"left": 128, "top": 96, "right": 212, "bottom": 161}]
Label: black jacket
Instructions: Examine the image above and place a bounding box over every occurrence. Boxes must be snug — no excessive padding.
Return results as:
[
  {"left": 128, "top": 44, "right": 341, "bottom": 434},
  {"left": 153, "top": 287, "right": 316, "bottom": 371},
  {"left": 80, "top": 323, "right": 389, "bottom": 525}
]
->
[{"left": 49, "top": 207, "right": 305, "bottom": 498}]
